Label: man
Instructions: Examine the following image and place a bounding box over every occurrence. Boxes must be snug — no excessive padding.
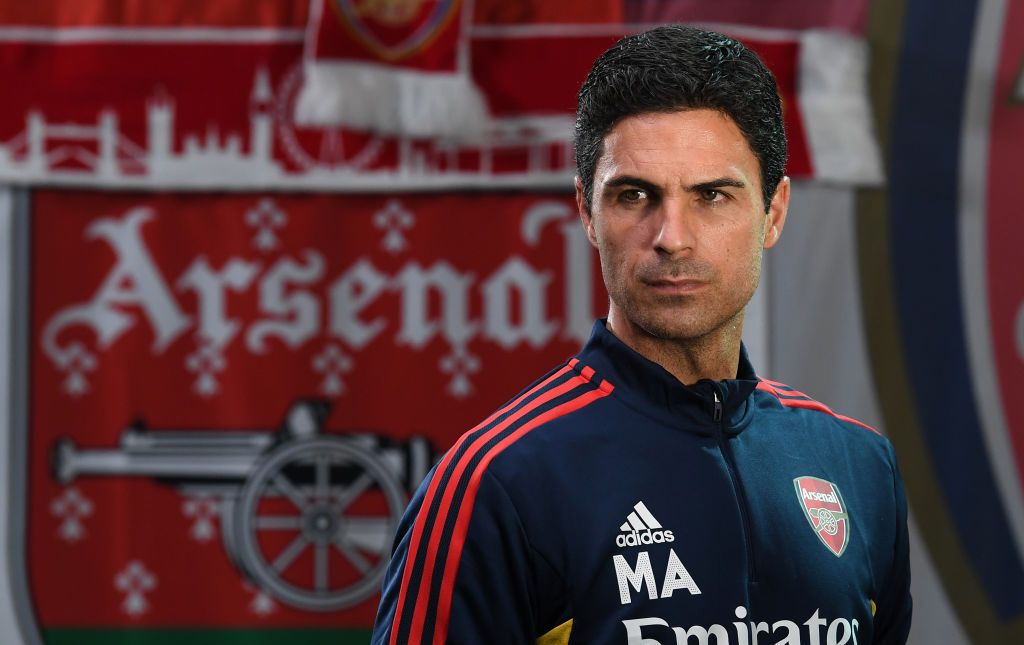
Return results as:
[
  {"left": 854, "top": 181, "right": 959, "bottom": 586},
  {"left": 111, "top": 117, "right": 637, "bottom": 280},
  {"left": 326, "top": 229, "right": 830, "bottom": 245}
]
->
[{"left": 372, "top": 25, "right": 911, "bottom": 645}]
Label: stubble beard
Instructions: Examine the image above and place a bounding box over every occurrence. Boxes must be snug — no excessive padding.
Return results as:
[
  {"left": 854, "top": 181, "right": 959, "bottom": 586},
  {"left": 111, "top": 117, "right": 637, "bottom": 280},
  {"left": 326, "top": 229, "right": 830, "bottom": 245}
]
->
[
  {"left": 604, "top": 252, "right": 763, "bottom": 347},
  {"left": 614, "top": 287, "right": 741, "bottom": 344}
]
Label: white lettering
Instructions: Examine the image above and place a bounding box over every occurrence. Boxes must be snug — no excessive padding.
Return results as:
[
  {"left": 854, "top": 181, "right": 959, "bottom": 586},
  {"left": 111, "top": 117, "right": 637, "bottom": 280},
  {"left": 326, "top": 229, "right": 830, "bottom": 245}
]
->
[
  {"left": 826, "top": 618, "right": 852, "bottom": 645},
  {"left": 623, "top": 617, "right": 669, "bottom": 645},
  {"left": 43, "top": 208, "right": 190, "bottom": 367},
  {"left": 481, "top": 257, "right": 556, "bottom": 348},
  {"left": 328, "top": 259, "right": 388, "bottom": 349},
  {"left": 520, "top": 200, "right": 593, "bottom": 344},
  {"left": 619, "top": 609, "right": 861, "bottom": 645},
  {"left": 802, "top": 490, "right": 838, "bottom": 504},
  {"left": 804, "top": 609, "right": 826, "bottom": 645},
  {"left": 247, "top": 251, "right": 324, "bottom": 352},
  {"left": 43, "top": 199, "right": 605, "bottom": 385},
  {"left": 559, "top": 219, "right": 594, "bottom": 344},
  {"left": 734, "top": 606, "right": 750, "bottom": 645},
  {"left": 750, "top": 621, "right": 770, "bottom": 644},
  {"left": 178, "top": 257, "right": 259, "bottom": 349},
  {"left": 661, "top": 548, "right": 702, "bottom": 598},
  {"left": 613, "top": 551, "right": 658, "bottom": 605},
  {"left": 672, "top": 624, "right": 729, "bottom": 645},
  {"left": 393, "top": 262, "right": 475, "bottom": 348},
  {"left": 616, "top": 529, "right": 675, "bottom": 548},
  {"left": 770, "top": 620, "right": 800, "bottom": 645}
]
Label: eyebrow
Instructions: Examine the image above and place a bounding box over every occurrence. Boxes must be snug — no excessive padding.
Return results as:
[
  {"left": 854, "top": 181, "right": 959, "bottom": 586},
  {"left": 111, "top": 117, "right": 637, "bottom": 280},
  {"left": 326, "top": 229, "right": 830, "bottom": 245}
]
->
[
  {"left": 602, "top": 175, "right": 746, "bottom": 195},
  {"left": 687, "top": 177, "right": 746, "bottom": 193},
  {"left": 602, "top": 175, "right": 661, "bottom": 195}
]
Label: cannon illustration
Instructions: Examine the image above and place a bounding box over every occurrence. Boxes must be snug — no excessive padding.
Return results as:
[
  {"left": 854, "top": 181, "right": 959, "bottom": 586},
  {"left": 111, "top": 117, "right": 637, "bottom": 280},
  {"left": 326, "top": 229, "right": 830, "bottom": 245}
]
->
[{"left": 52, "top": 400, "right": 434, "bottom": 612}]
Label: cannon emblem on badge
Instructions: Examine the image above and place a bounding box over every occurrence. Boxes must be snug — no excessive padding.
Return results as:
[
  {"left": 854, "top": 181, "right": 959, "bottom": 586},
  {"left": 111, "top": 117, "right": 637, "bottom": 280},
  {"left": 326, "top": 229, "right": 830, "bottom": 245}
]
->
[{"left": 52, "top": 400, "right": 435, "bottom": 612}]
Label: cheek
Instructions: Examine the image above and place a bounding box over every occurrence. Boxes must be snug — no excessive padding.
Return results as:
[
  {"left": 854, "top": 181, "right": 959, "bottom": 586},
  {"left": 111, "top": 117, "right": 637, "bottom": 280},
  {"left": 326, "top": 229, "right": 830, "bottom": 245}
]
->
[
  {"left": 714, "top": 228, "right": 763, "bottom": 278},
  {"left": 597, "top": 235, "right": 641, "bottom": 294},
  {"left": 599, "top": 239, "right": 628, "bottom": 278},
  {"left": 597, "top": 222, "right": 636, "bottom": 263}
]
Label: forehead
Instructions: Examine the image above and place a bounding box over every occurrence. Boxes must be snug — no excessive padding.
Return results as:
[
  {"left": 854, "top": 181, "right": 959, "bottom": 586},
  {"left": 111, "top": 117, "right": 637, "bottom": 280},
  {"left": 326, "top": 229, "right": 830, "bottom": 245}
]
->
[{"left": 595, "top": 109, "right": 760, "bottom": 189}]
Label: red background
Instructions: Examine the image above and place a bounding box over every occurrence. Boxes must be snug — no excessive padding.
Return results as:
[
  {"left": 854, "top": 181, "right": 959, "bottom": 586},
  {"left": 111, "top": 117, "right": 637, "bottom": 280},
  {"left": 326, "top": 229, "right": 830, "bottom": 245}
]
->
[{"left": 29, "top": 190, "right": 606, "bottom": 626}]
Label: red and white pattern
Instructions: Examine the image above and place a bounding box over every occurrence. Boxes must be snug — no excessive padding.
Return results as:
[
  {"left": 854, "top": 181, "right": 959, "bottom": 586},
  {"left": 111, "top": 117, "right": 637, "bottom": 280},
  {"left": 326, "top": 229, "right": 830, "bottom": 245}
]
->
[
  {"left": 50, "top": 487, "right": 93, "bottom": 543},
  {"left": 295, "top": 0, "right": 490, "bottom": 139},
  {"left": 115, "top": 561, "right": 157, "bottom": 617},
  {"left": 0, "top": 5, "right": 881, "bottom": 189},
  {"left": 27, "top": 189, "right": 602, "bottom": 628}
]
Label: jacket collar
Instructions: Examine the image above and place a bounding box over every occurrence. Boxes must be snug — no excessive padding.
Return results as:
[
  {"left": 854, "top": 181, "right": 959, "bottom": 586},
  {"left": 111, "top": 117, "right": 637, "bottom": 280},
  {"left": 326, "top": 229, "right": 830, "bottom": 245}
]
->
[{"left": 575, "top": 320, "right": 759, "bottom": 434}]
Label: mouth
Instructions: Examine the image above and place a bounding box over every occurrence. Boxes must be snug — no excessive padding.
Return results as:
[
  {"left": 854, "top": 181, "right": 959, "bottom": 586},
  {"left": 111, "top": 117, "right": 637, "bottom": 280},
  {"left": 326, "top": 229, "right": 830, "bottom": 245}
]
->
[{"left": 642, "top": 278, "right": 708, "bottom": 295}]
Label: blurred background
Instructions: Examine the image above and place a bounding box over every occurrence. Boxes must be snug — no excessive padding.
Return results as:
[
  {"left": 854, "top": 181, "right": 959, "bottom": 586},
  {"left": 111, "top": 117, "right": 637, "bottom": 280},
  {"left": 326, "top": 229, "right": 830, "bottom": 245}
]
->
[{"left": 0, "top": 1, "right": 1019, "bottom": 643}]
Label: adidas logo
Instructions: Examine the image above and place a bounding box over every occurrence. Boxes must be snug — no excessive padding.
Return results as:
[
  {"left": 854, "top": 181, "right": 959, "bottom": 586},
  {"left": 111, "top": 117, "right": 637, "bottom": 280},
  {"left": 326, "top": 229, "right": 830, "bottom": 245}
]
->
[{"left": 616, "top": 501, "right": 675, "bottom": 547}]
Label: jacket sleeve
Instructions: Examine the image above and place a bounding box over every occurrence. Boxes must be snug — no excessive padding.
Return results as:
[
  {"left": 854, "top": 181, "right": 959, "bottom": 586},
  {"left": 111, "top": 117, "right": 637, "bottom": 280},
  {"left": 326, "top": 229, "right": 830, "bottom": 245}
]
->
[
  {"left": 872, "top": 449, "right": 913, "bottom": 644},
  {"left": 371, "top": 466, "right": 540, "bottom": 645}
]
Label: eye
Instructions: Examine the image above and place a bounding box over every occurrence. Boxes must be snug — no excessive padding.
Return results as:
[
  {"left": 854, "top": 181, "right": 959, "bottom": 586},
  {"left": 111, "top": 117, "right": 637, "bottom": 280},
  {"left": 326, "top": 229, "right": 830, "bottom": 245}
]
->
[
  {"left": 618, "top": 188, "right": 648, "bottom": 204},
  {"left": 698, "top": 188, "right": 723, "bottom": 202}
]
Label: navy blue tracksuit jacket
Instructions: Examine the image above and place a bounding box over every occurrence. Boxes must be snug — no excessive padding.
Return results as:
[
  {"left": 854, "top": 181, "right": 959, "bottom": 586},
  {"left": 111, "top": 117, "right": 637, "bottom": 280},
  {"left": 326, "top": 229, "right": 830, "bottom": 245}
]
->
[{"left": 373, "top": 321, "right": 912, "bottom": 644}]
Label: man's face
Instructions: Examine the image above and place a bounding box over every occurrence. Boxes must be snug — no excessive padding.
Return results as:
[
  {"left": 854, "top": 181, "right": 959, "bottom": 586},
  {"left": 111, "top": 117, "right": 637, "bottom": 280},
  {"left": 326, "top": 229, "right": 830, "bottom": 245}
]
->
[{"left": 576, "top": 109, "right": 789, "bottom": 343}]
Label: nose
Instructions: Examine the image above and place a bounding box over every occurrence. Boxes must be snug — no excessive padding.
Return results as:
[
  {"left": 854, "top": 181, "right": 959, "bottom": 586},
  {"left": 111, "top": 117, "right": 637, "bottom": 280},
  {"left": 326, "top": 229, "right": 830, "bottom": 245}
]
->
[{"left": 652, "top": 199, "right": 696, "bottom": 256}]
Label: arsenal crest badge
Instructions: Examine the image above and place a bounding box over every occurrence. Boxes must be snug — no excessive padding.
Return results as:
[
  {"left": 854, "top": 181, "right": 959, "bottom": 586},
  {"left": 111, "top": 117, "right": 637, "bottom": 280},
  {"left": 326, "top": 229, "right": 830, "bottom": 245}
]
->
[{"left": 794, "top": 476, "right": 850, "bottom": 557}]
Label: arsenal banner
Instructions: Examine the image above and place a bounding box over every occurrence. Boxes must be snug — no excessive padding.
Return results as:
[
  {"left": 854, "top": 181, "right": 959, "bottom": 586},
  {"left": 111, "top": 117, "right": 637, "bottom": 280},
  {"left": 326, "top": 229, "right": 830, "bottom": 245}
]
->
[
  {"left": 0, "top": 7, "right": 882, "bottom": 189},
  {"left": 20, "top": 190, "right": 603, "bottom": 642}
]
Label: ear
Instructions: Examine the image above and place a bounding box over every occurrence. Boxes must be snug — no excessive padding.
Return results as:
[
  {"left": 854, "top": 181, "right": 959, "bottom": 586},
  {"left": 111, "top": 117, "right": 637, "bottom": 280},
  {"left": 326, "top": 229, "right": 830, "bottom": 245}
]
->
[
  {"left": 762, "top": 175, "right": 790, "bottom": 250},
  {"left": 575, "top": 176, "right": 599, "bottom": 249}
]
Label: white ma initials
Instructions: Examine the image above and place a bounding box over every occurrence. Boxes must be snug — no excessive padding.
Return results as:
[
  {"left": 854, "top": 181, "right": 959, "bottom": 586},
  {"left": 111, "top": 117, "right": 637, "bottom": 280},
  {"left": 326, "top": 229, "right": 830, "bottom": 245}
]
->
[{"left": 612, "top": 548, "right": 702, "bottom": 605}]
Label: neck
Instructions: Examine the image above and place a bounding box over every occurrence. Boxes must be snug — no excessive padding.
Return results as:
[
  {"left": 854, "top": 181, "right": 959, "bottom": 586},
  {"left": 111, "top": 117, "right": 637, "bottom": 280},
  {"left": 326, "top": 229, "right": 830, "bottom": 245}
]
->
[{"left": 606, "top": 310, "right": 744, "bottom": 386}]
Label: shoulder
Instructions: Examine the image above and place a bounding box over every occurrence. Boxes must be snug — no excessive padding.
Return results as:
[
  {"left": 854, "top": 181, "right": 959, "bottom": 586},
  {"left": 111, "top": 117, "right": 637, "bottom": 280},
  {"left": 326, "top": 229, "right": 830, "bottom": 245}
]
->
[
  {"left": 753, "top": 377, "right": 895, "bottom": 454},
  {"left": 440, "top": 357, "right": 616, "bottom": 482}
]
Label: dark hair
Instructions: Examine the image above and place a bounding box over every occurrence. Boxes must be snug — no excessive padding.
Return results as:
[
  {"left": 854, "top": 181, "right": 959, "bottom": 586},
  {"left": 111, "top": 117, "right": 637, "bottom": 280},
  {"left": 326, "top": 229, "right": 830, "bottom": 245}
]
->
[{"left": 574, "top": 25, "right": 787, "bottom": 213}]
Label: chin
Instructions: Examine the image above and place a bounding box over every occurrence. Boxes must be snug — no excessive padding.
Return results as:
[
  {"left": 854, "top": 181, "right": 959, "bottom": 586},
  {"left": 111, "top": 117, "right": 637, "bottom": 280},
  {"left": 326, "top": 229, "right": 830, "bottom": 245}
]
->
[
  {"left": 644, "top": 322, "right": 710, "bottom": 342},
  {"left": 631, "top": 309, "right": 714, "bottom": 342},
  {"left": 610, "top": 288, "right": 742, "bottom": 342}
]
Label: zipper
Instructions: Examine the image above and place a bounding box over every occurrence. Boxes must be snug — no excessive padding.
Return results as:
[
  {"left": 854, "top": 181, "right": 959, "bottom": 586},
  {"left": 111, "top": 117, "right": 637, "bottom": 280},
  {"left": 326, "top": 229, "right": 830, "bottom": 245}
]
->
[{"left": 712, "top": 388, "right": 759, "bottom": 585}]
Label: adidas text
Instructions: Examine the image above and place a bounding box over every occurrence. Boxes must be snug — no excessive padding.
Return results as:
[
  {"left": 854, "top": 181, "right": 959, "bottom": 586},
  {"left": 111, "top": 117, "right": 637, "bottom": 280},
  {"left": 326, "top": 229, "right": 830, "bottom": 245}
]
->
[{"left": 617, "top": 529, "right": 675, "bottom": 548}]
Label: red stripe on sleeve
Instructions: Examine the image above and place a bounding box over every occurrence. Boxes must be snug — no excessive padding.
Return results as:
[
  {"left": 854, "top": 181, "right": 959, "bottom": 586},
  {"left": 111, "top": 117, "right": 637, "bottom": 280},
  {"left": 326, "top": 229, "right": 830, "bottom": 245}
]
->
[
  {"left": 431, "top": 386, "right": 612, "bottom": 645},
  {"left": 406, "top": 374, "right": 588, "bottom": 643},
  {"left": 756, "top": 381, "right": 782, "bottom": 397},
  {"left": 757, "top": 380, "right": 880, "bottom": 436},
  {"left": 388, "top": 363, "right": 573, "bottom": 645},
  {"left": 833, "top": 412, "right": 881, "bottom": 435}
]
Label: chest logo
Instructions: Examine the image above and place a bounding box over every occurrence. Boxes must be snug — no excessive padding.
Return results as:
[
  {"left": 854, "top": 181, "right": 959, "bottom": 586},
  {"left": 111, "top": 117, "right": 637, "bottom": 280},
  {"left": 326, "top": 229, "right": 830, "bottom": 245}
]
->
[
  {"left": 794, "top": 476, "right": 850, "bottom": 557},
  {"left": 616, "top": 500, "right": 675, "bottom": 547}
]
